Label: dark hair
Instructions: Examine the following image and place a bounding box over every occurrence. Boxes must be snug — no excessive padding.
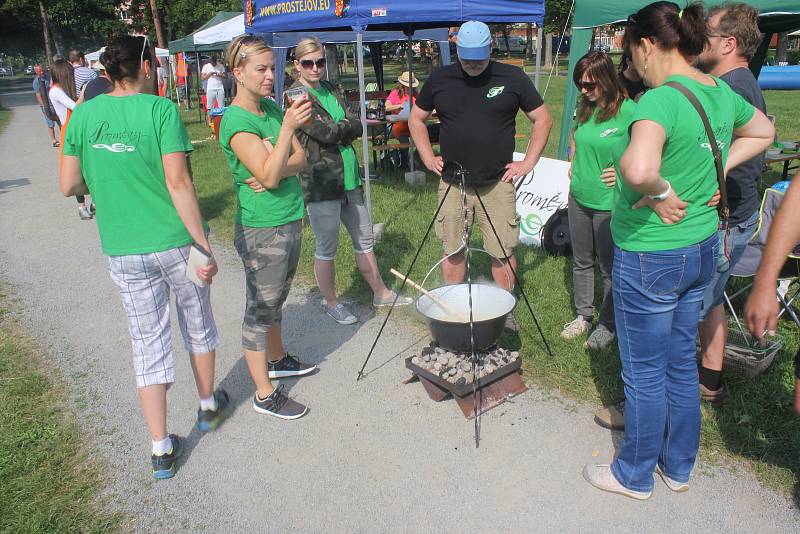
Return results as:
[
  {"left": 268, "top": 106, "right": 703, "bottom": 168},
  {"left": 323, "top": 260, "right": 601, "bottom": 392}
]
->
[
  {"left": 101, "top": 36, "right": 152, "bottom": 83},
  {"left": 573, "top": 52, "right": 626, "bottom": 124},
  {"left": 68, "top": 50, "right": 84, "bottom": 63},
  {"left": 50, "top": 59, "right": 77, "bottom": 100},
  {"left": 623, "top": 2, "right": 708, "bottom": 59},
  {"left": 707, "top": 2, "right": 762, "bottom": 60}
]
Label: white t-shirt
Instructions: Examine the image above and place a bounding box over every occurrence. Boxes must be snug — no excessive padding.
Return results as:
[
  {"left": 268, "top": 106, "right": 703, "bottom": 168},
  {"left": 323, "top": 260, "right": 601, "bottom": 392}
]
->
[
  {"left": 202, "top": 63, "right": 225, "bottom": 91},
  {"left": 48, "top": 85, "right": 76, "bottom": 124}
]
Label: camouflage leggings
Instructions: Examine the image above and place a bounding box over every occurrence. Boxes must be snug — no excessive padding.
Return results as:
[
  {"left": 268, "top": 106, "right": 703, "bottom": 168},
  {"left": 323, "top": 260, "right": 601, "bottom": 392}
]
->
[{"left": 234, "top": 221, "right": 302, "bottom": 351}]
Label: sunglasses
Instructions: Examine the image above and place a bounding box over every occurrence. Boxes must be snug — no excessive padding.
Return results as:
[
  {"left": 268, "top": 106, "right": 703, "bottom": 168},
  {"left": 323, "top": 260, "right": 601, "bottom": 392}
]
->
[
  {"left": 577, "top": 81, "right": 597, "bottom": 91},
  {"left": 300, "top": 58, "right": 326, "bottom": 69}
]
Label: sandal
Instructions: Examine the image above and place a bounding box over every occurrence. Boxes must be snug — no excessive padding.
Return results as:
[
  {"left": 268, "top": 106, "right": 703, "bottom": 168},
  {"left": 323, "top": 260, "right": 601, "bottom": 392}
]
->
[{"left": 52, "top": 140, "right": 60, "bottom": 147}]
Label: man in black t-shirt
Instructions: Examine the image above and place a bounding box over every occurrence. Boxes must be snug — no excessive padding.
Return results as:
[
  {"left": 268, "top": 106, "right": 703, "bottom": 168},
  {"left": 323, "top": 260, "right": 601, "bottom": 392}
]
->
[{"left": 409, "top": 21, "right": 552, "bottom": 331}]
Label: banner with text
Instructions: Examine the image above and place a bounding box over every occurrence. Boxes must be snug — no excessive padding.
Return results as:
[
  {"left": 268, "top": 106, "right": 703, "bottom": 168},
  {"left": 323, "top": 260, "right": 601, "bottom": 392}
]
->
[{"left": 513, "top": 153, "right": 571, "bottom": 247}]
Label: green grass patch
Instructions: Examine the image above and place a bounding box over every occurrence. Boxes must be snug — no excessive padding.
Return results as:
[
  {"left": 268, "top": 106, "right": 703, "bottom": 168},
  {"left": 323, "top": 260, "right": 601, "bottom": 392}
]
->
[
  {"left": 0, "top": 287, "right": 121, "bottom": 532},
  {"left": 182, "top": 77, "right": 800, "bottom": 498},
  {"left": 0, "top": 107, "right": 11, "bottom": 133}
]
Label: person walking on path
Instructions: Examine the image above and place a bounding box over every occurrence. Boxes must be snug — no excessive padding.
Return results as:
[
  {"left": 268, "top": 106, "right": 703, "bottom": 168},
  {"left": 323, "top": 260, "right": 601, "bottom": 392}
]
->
[
  {"left": 59, "top": 36, "right": 230, "bottom": 480},
  {"left": 288, "top": 37, "right": 412, "bottom": 326},
  {"left": 409, "top": 20, "right": 553, "bottom": 332},
  {"left": 563, "top": 51, "right": 635, "bottom": 349},
  {"left": 31, "top": 64, "right": 58, "bottom": 147},
  {"left": 594, "top": 1, "right": 770, "bottom": 432},
  {"left": 745, "top": 170, "right": 800, "bottom": 416},
  {"left": 219, "top": 35, "right": 316, "bottom": 420},
  {"left": 50, "top": 59, "right": 93, "bottom": 220},
  {"left": 583, "top": 2, "right": 774, "bottom": 500},
  {"left": 69, "top": 49, "right": 98, "bottom": 96}
]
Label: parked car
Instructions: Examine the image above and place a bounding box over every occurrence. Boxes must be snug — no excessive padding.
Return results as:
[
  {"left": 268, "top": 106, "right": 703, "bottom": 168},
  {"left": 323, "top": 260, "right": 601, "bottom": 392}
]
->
[
  {"left": 492, "top": 36, "right": 527, "bottom": 55},
  {"left": 0, "top": 67, "right": 10, "bottom": 77}
]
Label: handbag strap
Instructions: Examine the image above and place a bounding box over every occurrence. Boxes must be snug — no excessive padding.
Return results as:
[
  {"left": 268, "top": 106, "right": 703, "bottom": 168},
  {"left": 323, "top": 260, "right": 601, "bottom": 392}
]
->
[{"left": 664, "top": 81, "right": 729, "bottom": 220}]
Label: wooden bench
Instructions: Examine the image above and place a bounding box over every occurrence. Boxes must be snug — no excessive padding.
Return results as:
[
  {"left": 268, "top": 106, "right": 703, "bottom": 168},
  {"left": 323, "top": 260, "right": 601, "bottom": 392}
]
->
[
  {"left": 345, "top": 90, "right": 391, "bottom": 102},
  {"left": 497, "top": 58, "right": 525, "bottom": 68}
]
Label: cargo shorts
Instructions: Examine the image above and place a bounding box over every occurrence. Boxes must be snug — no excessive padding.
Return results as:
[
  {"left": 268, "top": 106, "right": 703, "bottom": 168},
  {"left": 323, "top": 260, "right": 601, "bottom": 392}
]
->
[
  {"left": 435, "top": 180, "right": 520, "bottom": 260},
  {"left": 234, "top": 221, "right": 302, "bottom": 351}
]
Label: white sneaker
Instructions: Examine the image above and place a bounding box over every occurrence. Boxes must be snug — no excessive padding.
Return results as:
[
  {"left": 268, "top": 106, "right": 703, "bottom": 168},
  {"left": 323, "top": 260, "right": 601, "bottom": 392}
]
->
[
  {"left": 582, "top": 464, "right": 652, "bottom": 500},
  {"left": 561, "top": 316, "right": 591, "bottom": 339},
  {"left": 655, "top": 465, "right": 689, "bottom": 493},
  {"left": 78, "top": 206, "right": 93, "bottom": 220}
]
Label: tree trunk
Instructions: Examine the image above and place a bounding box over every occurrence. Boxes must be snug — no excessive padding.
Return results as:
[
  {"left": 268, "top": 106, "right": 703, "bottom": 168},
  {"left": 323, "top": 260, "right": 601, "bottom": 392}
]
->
[
  {"left": 325, "top": 44, "right": 340, "bottom": 84},
  {"left": 38, "top": 1, "right": 53, "bottom": 65},
  {"left": 343, "top": 45, "right": 349, "bottom": 72},
  {"left": 501, "top": 25, "right": 511, "bottom": 58},
  {"left": 526, "top": 23, "right": 533, "bottom": 60},
  {"left": 149, "top": 0, "right": 167, "bottom": 48},
  {"left": 51, "top": 24, "right": 65, "bottom": 58},
  {"left": 544, "top": 32, "right": 553, "bottom": 71},
  {"left": 776, "top": 32, "right": 788, "bottom": 64}
]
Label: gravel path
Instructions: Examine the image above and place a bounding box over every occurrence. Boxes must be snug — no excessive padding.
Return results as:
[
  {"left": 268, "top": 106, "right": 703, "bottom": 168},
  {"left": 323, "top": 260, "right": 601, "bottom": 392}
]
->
[{"left": 1, "top": 94, "right": 798, "bottom": 533}]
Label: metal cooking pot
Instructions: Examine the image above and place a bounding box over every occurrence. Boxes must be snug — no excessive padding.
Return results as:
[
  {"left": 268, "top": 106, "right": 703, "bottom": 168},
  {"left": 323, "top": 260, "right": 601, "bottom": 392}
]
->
[{"left": 416, "top": 284, "right": 516, "bottom": 351}]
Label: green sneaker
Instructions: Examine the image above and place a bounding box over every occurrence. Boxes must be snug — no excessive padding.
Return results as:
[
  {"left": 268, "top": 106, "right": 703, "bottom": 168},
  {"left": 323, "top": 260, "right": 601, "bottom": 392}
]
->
[
  {"left": 196, "top": 389, "right": 232, "bottom": 433},
  {"left": 151, "top": 435, "right": 184, "bottom": 480}
]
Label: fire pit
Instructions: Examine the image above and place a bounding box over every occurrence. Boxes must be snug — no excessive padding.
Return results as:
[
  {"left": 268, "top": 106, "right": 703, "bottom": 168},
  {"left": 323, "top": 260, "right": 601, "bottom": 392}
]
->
[{"left": 404, "top": 341, "right": 527, "bottom": 418}]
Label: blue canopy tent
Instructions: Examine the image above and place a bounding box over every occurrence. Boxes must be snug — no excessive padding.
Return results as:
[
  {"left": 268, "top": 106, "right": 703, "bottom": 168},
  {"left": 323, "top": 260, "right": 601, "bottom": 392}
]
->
[{"left": 246, "top": 0, "right": 545, "bottom": 222}]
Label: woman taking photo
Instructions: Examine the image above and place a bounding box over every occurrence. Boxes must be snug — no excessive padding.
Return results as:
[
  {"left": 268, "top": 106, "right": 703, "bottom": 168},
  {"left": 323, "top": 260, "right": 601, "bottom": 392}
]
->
[
  {"left": 287, "top": 37, "right": 411, "bottom": 326},
  {"left": 60, "top": 36, "right": 229, "bottom": 480},
  {"left": 563, "top": 52, "right": 635, "bottom": 349},
  {"left": 582, "top": 2, "right": 774, "bottom": 500},
  {"left": 50, "top": 59, "right": 93, "bottom": 220},
  {"left": 219, "top": 35, "right": 316, "bottom": 420}
]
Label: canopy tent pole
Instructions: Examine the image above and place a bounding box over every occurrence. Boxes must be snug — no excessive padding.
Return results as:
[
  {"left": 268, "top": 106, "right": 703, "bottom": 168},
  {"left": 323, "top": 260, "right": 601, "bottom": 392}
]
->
[
  {"left": 534, "top": 24, "right": 543, "bottom": 90},
  {"left": 196, "top": 50, "right": 203, "bottom": 121},
  {"left": 274, "top": 48, "right": 288, "bottom": 106},
  {"left": 556, "top": 28, "right": 591, "bottom": 159},
  {"left": 356, "top": 31, "right": 374, "bottom": 226},
  {"left": 439, "top": 40, "right": 451, "bottom": 65},
  {"left": 406, "top": 28, "right": 416, "bottom": 173}
]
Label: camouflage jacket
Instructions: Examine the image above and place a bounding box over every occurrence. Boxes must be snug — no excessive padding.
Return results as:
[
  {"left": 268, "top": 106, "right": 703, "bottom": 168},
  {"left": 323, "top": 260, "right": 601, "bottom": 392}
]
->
[{"left": 287, "top": 80, "right": 363, "bottom": 202}]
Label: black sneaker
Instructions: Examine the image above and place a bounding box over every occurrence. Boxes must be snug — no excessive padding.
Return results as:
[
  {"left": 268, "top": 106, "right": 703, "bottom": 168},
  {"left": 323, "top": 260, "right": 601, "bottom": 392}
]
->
[
  {"left": 268, "top": 353, "right": 317, "bottom": 379},
  {"left": 196, "top": 389, "right": 232, "bottom": 433},
  {"left": 151, "top": 434, "right": 184, "bottom": 480},
  {"left": 252, "top": 384, "right": 308, "bottom": 420}
]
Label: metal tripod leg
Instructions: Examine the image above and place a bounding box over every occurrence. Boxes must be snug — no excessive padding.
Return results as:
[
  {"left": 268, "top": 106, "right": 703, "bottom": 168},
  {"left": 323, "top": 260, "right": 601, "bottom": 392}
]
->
[
  {"left": 356, "top": 182, "right": 455, "bottom": 380},
  {"left": 471, "top": 185, "right": 554, "bottom": 357}
]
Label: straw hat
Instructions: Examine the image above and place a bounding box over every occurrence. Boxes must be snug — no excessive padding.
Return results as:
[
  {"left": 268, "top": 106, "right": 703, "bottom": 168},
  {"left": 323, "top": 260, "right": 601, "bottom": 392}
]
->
[{"left": 397, "top": 71, "right": 419, "bottom": 88}]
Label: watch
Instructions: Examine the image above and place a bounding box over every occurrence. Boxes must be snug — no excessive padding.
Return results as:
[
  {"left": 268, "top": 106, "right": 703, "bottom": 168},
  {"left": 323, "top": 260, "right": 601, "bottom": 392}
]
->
[{"left": 648, "top": 181, "right": 671, "bottom": 201}]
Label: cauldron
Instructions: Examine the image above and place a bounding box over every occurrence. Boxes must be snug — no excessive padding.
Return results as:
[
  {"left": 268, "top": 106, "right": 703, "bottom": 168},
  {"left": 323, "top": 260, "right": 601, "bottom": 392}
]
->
[{"left": 416, "top": 284, "right": 516, "bottom": 351}]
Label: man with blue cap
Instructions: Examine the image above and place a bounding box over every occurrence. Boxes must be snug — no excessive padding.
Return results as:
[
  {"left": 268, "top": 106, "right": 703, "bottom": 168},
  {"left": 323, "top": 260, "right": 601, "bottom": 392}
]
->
[{"left": 409, "top": 21, "right": 552, "bottom": 332}]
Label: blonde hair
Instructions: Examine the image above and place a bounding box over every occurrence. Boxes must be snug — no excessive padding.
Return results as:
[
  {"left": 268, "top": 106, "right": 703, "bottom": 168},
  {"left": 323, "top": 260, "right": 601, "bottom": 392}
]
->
[
  {"left": 294, "top": 37, "right": 323, "bottom": 61},
  {"left": 226, "top": 35, "right": 272, "bottom": 70}
]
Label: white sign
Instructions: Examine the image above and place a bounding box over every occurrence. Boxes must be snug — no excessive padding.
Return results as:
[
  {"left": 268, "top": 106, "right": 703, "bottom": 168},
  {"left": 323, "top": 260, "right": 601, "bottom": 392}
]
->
[
  {"left": 513, "top": 153, "right": 571, "bottom": 247},
  {"left": 371, "top": 8, "right": 387, "bottom": 17}
]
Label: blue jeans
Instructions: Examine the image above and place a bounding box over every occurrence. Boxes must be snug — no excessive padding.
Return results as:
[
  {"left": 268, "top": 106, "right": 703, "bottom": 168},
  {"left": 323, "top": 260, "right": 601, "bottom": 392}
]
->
[{"left": 610, "top": 233, "right": 718, "bottom": 492}]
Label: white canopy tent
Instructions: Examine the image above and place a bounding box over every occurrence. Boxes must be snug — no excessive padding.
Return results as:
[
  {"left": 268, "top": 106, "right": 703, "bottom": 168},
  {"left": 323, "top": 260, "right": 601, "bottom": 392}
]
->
[
  {"left": 85, "top": 47, "right": 170, "bottom": 61},
  {"left": 193, "top": 13, "right": 245, "bottom": 45}
]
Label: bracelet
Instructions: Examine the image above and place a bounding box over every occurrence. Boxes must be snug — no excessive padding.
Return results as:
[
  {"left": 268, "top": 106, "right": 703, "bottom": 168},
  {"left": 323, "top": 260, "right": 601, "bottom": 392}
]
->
[{"left": 648, "top": 181, "right": 671, "bottom": 201}]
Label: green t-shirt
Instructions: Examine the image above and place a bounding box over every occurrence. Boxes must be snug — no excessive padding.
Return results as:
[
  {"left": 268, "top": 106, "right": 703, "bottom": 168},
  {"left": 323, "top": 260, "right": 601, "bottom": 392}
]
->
[
  {"left": 218, "top": 98, "right": 305, "bottom": 228},
  {"left": 611, "top": 75, "right": 755, "bottom": 251},
  {"left": 63, "top": 94, "right": 195, "bottom": 256},
  {"left": 307, "top": 84, "right": 361, "bottom": 191},
  {"left": 571, "top": 99, "right": 636, "bottom": 211}
]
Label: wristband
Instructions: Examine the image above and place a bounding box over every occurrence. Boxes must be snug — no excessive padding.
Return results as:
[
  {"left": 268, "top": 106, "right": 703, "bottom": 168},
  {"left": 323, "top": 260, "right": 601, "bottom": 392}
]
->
[{"left": 648, "top": 181, "right": 671, "bottom": 201}]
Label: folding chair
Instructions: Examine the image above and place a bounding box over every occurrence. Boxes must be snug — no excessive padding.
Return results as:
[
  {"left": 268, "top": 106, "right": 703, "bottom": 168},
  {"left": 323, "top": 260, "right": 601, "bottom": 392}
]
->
[{"left": 724, "top": 181, "right": 800, "bottom": 338}]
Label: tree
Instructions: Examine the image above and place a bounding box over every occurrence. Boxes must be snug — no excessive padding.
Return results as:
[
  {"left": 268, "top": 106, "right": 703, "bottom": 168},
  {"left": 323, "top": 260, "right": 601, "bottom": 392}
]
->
[
  {"left": 544, "top": 0, "right": 573, "bottom": 35},
  {"left": 149, "top": 0, "right": 167, "bottom": 48}
]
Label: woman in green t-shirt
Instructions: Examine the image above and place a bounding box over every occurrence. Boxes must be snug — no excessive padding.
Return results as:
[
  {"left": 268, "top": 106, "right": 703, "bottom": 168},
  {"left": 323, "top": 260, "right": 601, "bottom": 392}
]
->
[
  {"left": 582, "top": 2, "right": 774, "bottom": 501},
  {"left": 288, "top": 37, "right": 412, "bottom": 326},
  {"left": 219, "top": 35, "right": 316, "bottom": 420},
  {"left": 563, "top": 51, "right": 635, "bottom": 349},
  {"left": 60, "top": 36, "right": 229, "bottom": 480}
]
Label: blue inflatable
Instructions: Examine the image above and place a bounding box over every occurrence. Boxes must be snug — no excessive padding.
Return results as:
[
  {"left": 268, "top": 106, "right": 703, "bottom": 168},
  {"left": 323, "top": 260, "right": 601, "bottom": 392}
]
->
[{"left": 758, "top": 66, "right": 800, "bottom": 90}]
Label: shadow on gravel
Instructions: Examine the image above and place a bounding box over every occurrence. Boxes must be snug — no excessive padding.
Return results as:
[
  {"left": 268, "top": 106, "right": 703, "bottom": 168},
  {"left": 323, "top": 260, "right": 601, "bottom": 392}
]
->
[{"left": 0, "top": 178, "right": 31, "bottom": 194}]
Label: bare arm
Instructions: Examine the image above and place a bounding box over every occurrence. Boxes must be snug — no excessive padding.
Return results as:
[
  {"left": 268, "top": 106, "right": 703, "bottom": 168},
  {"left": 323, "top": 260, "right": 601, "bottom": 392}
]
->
[
  {"left": 745, "top": 172, "right": 800, "bottom": 342},
  {"left": 725, "top": 108, "right": 775, "bottom": 174},
  {"left": 162, "top": 152, "right": 211, "bottom": 251},
  {"left": 408, "top": 104, "right": 441, "bottom": 175},
  {"left": 231, "top": 100, "right": 311, "bottom": 189},
  {"left": 59, "top": 155, "right": 90, "bottom": 196},
  {"left": 500, "top": 104, "right": 552, "bottom": 185}
]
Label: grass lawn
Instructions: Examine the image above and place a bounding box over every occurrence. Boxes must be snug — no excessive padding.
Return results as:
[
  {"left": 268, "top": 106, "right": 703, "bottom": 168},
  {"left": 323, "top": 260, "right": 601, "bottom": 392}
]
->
[
  {"left": 0, "top": 287, "right": 121, "bottom": 532},
  {"left": 181, "top": 62, "right": 800, "bottom": 497}
]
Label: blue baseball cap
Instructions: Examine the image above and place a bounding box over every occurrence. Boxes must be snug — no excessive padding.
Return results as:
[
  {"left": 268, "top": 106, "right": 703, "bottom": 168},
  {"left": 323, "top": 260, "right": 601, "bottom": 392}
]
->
[{"left": 457, "top": 21, "right": 491, "bottom": 60}]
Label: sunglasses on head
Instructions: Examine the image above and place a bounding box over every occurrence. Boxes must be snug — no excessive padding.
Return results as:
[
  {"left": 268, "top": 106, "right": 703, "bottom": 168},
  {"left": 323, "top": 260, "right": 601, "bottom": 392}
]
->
[
  {"left": 300, "top": 58, "right": 326, "bottom": 69},
  {"left": 231, "top": 36, "right": 261, "bottom": 67},
  {"left": 577, "top": 81, "right": 597, "bottom": 91}
]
